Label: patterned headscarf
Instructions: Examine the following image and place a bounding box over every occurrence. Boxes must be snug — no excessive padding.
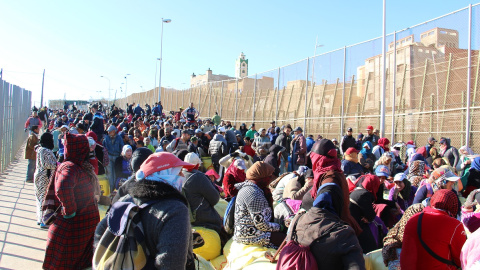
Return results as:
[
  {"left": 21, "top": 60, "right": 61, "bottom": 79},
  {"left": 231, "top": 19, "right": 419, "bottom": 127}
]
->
[
  {"left": 407, "top": 160, "right": 425, "bottom": 187},
  {"left": 382, "top": 203, "right": 425, "bottom": 266},
  {"left": 430, "top": 189, "right": 459, "bottom": 217}
]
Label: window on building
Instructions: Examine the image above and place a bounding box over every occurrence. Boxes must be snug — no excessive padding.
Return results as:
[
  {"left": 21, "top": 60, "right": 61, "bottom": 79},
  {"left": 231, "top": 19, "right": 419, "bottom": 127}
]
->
[
  {"left": 242, "top": 63, "right": 245, "bottom": 67},
  {"left": 449, "top": 32, "right": 457, "bottom": 36},
  {"left": 425, "top": 50, "right": 430, "bottom": 53},
  {"left": 418, "top": 48, "right": 423, "bottom": 52},
  {"left": 421, "top": 34, "right": 427, "bottom": 39},
  {"left": 397, "top": 64, "right": 404, "bottom": 72},
  {"left": 242, "top": 70, "right": 245, "bottom": 73},
  {"left": 428, "top": 31, "right": 434, "bottom": 36},
  {"left": 368, "top": 93, "right": 374, "bottom": 101},
  {"left": 440, "top": 30, "right": 447, "bottom": 34},
  {"left": 407, "top": 37, "right": 412, "bottom": 41},
  {"left": 325, "top": 97, "right": 330, "bottom": 104}
]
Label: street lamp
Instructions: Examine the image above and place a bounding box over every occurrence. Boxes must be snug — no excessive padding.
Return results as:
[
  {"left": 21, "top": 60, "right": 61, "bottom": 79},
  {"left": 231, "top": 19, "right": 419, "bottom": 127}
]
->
[
  {"left": 124, "top": 74, "right": 131, "bottom": 99},
  {"left": 158, "top": 18, "right": 172, "bottom": 102},
  {"left": 100, "top": 75, "right": 111, "bottom": 107}
]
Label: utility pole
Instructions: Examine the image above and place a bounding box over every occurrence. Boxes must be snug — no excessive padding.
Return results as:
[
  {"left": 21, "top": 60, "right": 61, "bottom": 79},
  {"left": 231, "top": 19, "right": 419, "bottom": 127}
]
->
[{"left": 40, "top": 69, "right": 45, "bottom": 107}]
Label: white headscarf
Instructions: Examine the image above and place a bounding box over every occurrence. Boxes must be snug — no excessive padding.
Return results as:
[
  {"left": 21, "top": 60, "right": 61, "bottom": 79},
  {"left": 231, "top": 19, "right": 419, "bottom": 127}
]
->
[
  {"left": 121, "top": 145, "right": 132, "bottom": 156},
  {"left": 136, "top": 166, "right": 185, "bottom": 191}
]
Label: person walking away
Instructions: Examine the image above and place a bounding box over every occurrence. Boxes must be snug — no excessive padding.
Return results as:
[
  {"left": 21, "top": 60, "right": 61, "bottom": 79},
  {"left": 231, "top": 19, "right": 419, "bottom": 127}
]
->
[
  {"left": 400, "top": 189, "right": 466, "bottom": 270},
  {"left": 340, "top": 127, "right": 357, "bottom": 154},
  {"left": 42, "top": 133, "right": 100, "bottom": 270},
  {"left": 290, "top": 127, "right": 307, "bottom": 171},
  {"left": 275, "top": 124, "right": 293, "bottom": 174},
  {"left": 24, "top": 110, "right": 43, "bottom": 132},
  {"left": 25, "top": 126, "right": 39, "bottom": 183},
  {"left": 103, "top": 125, "right": 124, "bottom": 192},
  {"left": 212, "top": 112, "right": 221, "bottom": 127},
  {"left": 34, "top": 132, "right": 56, "bottom": 227},
  {"left": 89, "top": 104, "right": 105, "bottom": 142},
  {"left": 439, "top": 137, "right": 460, "bottom": 169},
  {"left": 363, "top": 125, "right": 379, "bottom": 146}
]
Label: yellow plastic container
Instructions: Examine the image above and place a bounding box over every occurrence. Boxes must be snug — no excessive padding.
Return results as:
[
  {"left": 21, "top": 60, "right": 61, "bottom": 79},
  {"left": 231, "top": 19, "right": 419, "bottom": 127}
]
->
[{"left": 98, "top": 174, "right": 110, "bottom": 197}]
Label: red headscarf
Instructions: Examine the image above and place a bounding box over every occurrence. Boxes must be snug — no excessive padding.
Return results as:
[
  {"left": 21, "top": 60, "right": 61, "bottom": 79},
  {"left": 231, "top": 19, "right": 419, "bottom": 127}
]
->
[
  {"left": 377, "top": 137, "right": 390, "bottom": 152},
  {"left": 361, "top": 174, "right": 381, "bottom": 200},
  {"left": 310, "top": 151, "right": 342, "bottom": 198},
  {"left": 430, "top": 189, "right": 459, "bottom": 217},
  {"left": 225, "top": 160, "right": 246, "bottom": 183}
]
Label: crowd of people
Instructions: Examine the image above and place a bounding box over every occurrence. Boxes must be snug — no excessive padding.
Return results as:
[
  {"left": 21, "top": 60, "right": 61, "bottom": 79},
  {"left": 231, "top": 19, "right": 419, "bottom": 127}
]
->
[{"left": 22, "top": 101, "right": 480, "bottom": 269}]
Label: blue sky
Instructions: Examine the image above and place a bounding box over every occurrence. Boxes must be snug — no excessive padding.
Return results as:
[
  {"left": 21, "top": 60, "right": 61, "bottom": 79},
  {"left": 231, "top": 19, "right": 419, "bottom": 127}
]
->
[{"left": 0, "top": 1, "right": 476, "bottom": 106}]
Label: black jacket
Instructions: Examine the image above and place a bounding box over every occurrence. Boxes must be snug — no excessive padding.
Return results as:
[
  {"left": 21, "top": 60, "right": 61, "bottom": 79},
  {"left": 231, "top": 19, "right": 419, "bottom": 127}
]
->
[
  {"left": 275, "top": 132, "right": 292, "bottom": 160},
  {"left": 340, "top": 135, "right": 357, "bottom": 154}
]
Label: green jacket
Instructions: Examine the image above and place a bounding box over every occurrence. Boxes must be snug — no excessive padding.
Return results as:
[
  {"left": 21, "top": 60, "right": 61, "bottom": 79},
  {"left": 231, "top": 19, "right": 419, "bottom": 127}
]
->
[
  {"left": 212, "top": 115, "right": 221, "bottom": 126},
  {"left": 245, "top": 129, "right": 257, "bottom": 140}
]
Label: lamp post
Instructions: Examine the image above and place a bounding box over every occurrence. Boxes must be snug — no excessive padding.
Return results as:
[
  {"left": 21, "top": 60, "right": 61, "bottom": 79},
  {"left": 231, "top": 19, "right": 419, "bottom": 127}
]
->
[
  {"left": 124, "top": 73, "right": 131, "bottom": 100},
  {"left": 100, "top": 75, "right": 110, "bottom": 107},
  {"left": 158, "top": 18, "right": 172, "bottom": 102}
]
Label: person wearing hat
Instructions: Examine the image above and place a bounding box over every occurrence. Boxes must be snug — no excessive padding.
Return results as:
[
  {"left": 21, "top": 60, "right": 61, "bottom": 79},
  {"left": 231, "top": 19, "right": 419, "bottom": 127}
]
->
[
  {"left": 362, "top": 125, "right": 379, "bottom": 147},
  {"left": 373, "top": 164, "right": 402, "bottom": 228},
  {"left": 103, "top": 125, "right": 124, "bottom": 191},
  {"left": 266, "top": 121, "right": 276, "bottom": 141},
  {"left": 413, "top": 167, "right": 460, "bottom": 205},
  {"left": 416, "top": 137, "right": 437, "bottom": 159},
  {"left": 95, "top": 152, "right": 197, "bottom": 269},
  {"left": 290, "top": 127, "right": 307, "bottom": 171},
  {"left": 359, "top": 141, "right": 376, "bottom": 173},
  {"left": 89, "top": 103, "right": 105, "bottom": 142},
  {"left": 391, "top": 142, "right": 406, "bottom": 173},
  {"left": 222, "top": 158, "right": 248, "bottom": 198},
  {"left": 340, "top": 127, "right": 356, "bottom": 155},
  {"left": 355, "top": 133, "right": 364, "bottom": 150},
  {"left": 24, "top": 125, "right": 40, "bottom": 183},
  {"left": 187, "top": 136, "right": 200, "bottom": 156},
  {"left": 400, "top": 189, "right": 466, "bottom": 270},
  {"left": 388, "top": 173, "right": 417, "bottom": 213},
  {"left": 281, "top": 168, "right": 314, "bottom": 201},
  {"left": 342, "top": 147, "right": 363, "bottom": 178},
  {"left": 24, "top": 110, "right": 43, "bottom": 133}
]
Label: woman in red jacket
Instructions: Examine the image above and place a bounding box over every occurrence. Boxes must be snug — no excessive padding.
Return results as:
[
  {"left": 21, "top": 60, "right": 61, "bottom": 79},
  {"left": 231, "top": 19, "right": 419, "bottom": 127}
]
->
[
  {"left": 400, "top": 189, "right": 466, "bottom": 269},
  {"left": 222, "top": 159, "right": 247, "bottom": 198}
]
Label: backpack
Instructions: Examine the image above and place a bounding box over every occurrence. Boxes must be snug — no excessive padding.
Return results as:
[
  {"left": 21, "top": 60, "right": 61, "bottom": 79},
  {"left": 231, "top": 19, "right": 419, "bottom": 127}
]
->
[
  {"left": 223, "top": 196, "right": 236, "bottom": 234},
  {"left": 276, "top": 212, "right": 318, "bottom": 270},
  {"left": 93, "top": 200, "right": 159, "bottom": 270}
]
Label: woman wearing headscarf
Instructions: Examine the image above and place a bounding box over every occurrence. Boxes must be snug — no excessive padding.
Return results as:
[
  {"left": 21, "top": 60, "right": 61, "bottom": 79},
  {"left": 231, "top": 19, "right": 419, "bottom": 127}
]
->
[
  {"left": 306, "top": 139, "right": 362, "bottom": 234},
  {"left": 43, "top": 133, "right": 100, "bottom": 270},
  {"left": 281, "top": 183, "right": 365, "bottom": 269},
  {"left": 425, "top": 147, "right": 441, "bottom": 168},
  {"left": 389, "top": 173, "right": 417, "bottom": 213},
  {"left": 413, "top": 167, "right": 460, "bottom": 205},
  {"left": 458, "top": 145, "right": 475, "bottom": 172},
  {"left": 233, "top": 161, "right": 285, "bottom": 248},
  {"left": 95, "top": 152, "right": 197, "bottom": 269},
  {"left": 359, "top": 141, "right": 376, "bottom": 173},
  {"left": 372, "top": 137, "right": 390, "bottom": 160},
  {"left": 341, "top": 147, "right": 364, "bottom": 178},
  {"left": 382, "top": 203, "right": 425, "bottom": 269},
  {"left": 464, "top": 156, "right": 480, "bottom": 197},
  {"left": 114, "top": 145, "right": 133, "bottom": 189},
  {"left": 400, "top": 190, "right": 466, "bottom": 270},
  {"left": 263, "top": 144, "right": 285, "bottom": 177},
  {"left": 222, "top": 158, "right": 247, "bottom": 198},
  {"left": 33, "top": 132, "right": 57, "bottom": 227},
  {"left": 349, "top": 174, "right": 381, "bottom": 253},
  {"left": 439, "top": 137, "right": 460, "bottom": 169},
  {"left": 407, "top": 160, "right": 426, "bottom": 187}
]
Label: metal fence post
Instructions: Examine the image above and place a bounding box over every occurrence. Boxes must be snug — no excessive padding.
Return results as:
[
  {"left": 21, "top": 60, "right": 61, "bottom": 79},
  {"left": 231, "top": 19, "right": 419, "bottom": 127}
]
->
[
  {"left": 391, "top": 31, "right": 397, "bottom": 143},
  {"left": 253, "top": 74, "right": 257, "bottom": 123},
  {"left": 220, "top": 81, "right": 224, "bottom": 117},
  {"left": 341, "top": 46, "right": 346, "bottom": 140},
  {"left": 235, "top": 79, "right": 238, "bottom": 125},
  {"left": 304, "top": 58, "right": 309, "bottom": 133},
  {"left": 276, "top": 68, "right": 280, "bottom": 123},
  {"left": 466, "top": 4, "right": 472, "bottom": 147}
]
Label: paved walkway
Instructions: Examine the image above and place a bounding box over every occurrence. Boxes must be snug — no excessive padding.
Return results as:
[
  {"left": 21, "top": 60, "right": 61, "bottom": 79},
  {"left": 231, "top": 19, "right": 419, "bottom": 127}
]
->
[{"left": 0, "top": 146, "right": 47, "bottom": 269}]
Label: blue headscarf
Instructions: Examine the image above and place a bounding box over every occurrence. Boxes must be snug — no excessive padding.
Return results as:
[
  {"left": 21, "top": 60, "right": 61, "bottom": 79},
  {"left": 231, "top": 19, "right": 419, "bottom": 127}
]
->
[
  {"left": 313, "top": 183, "right": 343, "bottom": 216},
  {"left": 471, "top": 156, "right": 480, "bottom": 171},
  {"left": 360, "top": 141, "right": 373, "bottom": 156}
]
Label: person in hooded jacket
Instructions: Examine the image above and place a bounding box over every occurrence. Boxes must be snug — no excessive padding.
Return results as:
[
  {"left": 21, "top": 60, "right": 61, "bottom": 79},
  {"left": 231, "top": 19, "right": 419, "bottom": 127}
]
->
[
  {"left": 349, "top": 174, "right": 381, "bottom": 253},
  {"left": 33, "top": 132, "right": 57, "bottom": 227},
  {"left": 284, "top": 183, "right": 365, "bottom": 269},
  {"left": 43, "top": 133, "right": 100, "bottom": 270},
  {"left": 283, "top": 168, "right": 314, "bottom": 201},
  {"left": 400, "top": 189, "right": 466, "bottom": 270},
  {"left": 263, "top": 144, "right": 285, "bottom": 178},
  {"left": 182, "top": 153, "right": 223, "bottom": 234},
  {"left": 233, "top": 161, "right": 285, "bottom": 248},
  {"left": 358, "top": 141, "right": 376, "bottom": 173},
  {"left": 302, "top": 139, "right": 362, "bottom": 235},
  {"left": 95, "top": 152, "right": 196, "bottom": 269}
]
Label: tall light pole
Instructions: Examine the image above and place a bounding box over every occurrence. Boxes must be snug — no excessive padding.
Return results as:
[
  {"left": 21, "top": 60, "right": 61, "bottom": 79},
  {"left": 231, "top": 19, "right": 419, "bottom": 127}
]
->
[
  {"left": 158, "top": 18, "right": 172, "bottom": 102},
  {"left": 100, "top": 75, "right": 110, "bottom": 107},
  {"left": 124, "top": 73, "right": 131, "bottom": 100},
  {"left": 155, "top": 58, "right": 160, "bottom": 93}
]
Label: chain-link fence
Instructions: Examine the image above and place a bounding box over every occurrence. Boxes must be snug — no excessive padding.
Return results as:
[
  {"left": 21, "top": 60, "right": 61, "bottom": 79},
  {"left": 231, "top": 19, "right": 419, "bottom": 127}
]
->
[
  {"left": 116, "top": 4, "right": 480, "bottom": 152},
  {"left": 0, "top": 79, "right": 32, "bottom": 172}
]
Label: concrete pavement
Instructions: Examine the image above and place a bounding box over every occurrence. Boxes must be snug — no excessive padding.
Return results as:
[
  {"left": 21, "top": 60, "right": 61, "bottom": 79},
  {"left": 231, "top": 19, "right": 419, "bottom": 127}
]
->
[{"left": 0, "top": 146, "right": 47, "bottom": 269}]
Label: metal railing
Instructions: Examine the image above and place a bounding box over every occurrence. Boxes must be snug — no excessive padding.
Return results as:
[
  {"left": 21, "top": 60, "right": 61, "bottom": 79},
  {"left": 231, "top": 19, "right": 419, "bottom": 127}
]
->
[{"left": 0, "top": 79, "right": 32, "bottom": 172}]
